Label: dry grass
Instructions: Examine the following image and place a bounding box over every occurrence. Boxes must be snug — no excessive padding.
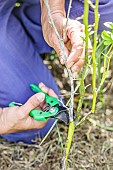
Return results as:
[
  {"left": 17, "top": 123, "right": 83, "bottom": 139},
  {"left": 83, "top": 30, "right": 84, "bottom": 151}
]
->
[{"left": 0, "top": 57, "right": 113, "bottom": 170}]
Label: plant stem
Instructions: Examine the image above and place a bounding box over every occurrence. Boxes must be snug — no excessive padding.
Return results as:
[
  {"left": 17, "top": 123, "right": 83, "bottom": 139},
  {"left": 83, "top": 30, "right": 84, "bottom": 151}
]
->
[
  {"left": 63, "top": 0, "right": 72, "bottom": 36},
  {"left": 43, "top": 0, "right": 74, "bottom": 122},
  {"left": 92, "top": 0, "right": 99, "bottom": 113},
  {"left": 65, "top": 121, "right": 75, "bottom": 160},
  {"left": 77, "top": 0, "right": 89, "bottom": 120},
  {"left": 97, "top": 46, "right": 113, "bottom": 92},
  {"left": 43, "top": 1, "right": 75, "bottom": 167}
]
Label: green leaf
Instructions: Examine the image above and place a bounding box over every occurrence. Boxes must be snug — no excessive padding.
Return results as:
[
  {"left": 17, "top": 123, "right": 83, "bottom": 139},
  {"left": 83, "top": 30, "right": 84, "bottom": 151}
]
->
[
  {"left": 110, "top": 33, "right": 113, "bottom": 40},
  {"left": 104, "top": 40, "right": 113, "bottom": 45},
  {"left": 101, "top": 30, "right": 111, "bottom": 40}
]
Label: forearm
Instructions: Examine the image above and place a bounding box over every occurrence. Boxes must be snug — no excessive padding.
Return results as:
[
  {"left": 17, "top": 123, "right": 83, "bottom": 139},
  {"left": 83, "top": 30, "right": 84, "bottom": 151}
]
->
[
  {"left": 0, "top": 108, "right": 5, "bottom": 134},
  {"left": 40, "top": 0, "right": 66, "bottom": 17},
  {"left": 40, "top": 0, "right": 66, "bottom": 45}
]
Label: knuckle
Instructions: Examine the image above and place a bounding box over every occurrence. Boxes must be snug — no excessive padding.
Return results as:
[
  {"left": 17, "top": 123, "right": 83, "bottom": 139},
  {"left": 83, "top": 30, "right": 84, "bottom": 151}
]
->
[
  {"left": 29, "top": 96, "right": 40, "bottom": 107},
  {"left": 16, "top": 107, "right": 26, "bottom": 120},
  {"left": 40, "top": 86, "right": 49, "bottom": 94},
  {"left": 79, "top": 60, "right": 84, "bottom": 66}
]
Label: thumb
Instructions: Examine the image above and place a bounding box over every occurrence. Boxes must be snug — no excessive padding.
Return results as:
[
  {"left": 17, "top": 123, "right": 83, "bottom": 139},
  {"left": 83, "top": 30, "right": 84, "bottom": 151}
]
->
[{"left": 18, "top": 92, "right": 45, "bottom": 119}]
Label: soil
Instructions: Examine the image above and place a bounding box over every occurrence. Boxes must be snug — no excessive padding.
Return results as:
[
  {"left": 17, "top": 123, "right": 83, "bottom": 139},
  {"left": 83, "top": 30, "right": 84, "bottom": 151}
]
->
[{"left": 0, "top": 56, "right": 113, "bottom": 170}]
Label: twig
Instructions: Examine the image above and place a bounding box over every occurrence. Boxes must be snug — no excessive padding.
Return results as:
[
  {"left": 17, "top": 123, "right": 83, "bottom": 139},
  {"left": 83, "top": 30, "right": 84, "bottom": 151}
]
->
[
  {"left": 39, "top": 119, "right": 57, "bottom": 146},
  {"left": 43, "top": 0, "right": 74, "bottom": 121},
  {"left": 75, "top": 111, "right": 92, "bottom": 128},
  {"left": 63, "top": 0, "right": 73, "bottom": 38},
  {"left": 88, "top": 118, "right": 113, "bottom": 131}
]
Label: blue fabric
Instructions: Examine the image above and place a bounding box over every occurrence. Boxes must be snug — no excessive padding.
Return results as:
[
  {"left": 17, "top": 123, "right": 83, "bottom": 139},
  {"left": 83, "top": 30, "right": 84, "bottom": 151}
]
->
[
  {"left": 65, "top": 0, "right": 113, "bottom": 33},
  {"left": 0, "top": 0, "right": 113, "bottom": 143}
]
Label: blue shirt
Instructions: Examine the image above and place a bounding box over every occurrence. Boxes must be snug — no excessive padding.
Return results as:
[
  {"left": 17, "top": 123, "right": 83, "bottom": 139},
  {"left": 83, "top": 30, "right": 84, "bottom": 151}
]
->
[{"left": 0, "top": 0, "right": 113, "bottom": 107}]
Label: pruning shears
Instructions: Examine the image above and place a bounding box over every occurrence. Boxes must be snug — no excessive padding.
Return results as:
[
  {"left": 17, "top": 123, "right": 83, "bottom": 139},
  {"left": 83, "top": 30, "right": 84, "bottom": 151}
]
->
[{"left": 9, "top": 84, "right": 73, "bottom": 125}]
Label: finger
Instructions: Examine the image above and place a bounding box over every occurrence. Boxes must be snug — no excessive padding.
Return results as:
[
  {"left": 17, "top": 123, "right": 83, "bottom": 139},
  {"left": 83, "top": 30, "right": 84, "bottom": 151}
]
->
[
  {"left": 17, "top": 92, "right": 45, "bottom": 119},
  {"left": 59, "top": 46, "right": 69, "bottom": 65},
  {"left": 49, "top": 35, "right": 69, "bottom": 65},
  {"left": 66, "top": 45, "right": 83, "bottom": 68},
  {"left": 39, "top": 82, "right": 58, "bottom": 98},
  {"left": 66, "top": 30, "right": 85, "bottom": 68},
  {"left": 57, "top": 45, "right": 69, "bottom": 65},
  {"left": 63, "top": 19, "right": 83, "bottom": 41},
  {"left": 71, "top": 48, "right": 85, "bottom": 73},
  {"left": 71, "top": 59, "right": 84, "bottom": 73},
  {"left": 73, "top": 72, "right": 78, "bottom": 79},
  {"left": 65, "top": 39, "right": 72, "bottom": 52}
]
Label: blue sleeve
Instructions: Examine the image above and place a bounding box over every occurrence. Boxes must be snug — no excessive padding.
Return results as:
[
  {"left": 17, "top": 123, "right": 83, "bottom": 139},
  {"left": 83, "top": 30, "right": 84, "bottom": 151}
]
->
[
  {"left": 65, "top": 0, "right": 113, "bottom": 33},
  {"left": 0, "top": 0, "right": 17, "bottom": 14},
  {"left": 0, "top": 0, "right": 60, "bottom": 143},
  {"left": 0, "top": 0, "right": 59, "bottom": 107}
]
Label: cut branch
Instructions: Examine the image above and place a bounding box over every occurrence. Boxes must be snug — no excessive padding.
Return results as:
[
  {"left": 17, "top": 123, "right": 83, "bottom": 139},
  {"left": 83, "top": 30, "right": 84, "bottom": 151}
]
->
[{"left": 43, "top": 0, "right": 74, "bottom": 121}]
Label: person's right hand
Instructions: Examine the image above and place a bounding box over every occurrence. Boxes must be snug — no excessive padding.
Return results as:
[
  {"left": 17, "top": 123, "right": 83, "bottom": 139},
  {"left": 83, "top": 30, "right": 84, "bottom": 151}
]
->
[{"left": 0, "top": 83, "right": 57, "bottom": 134}]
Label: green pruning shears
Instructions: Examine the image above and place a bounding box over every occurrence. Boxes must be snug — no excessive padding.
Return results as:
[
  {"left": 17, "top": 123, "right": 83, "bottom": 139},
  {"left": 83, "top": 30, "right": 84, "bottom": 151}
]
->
[{"left": 9, "top": 84, "right": 70, "bottom": 125}]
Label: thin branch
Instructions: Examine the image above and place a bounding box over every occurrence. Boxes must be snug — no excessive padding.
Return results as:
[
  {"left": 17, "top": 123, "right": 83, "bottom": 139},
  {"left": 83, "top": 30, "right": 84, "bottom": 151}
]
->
[
  {"left": 43, "top": 0, "right": 74, "bottom": 121},
  {"left": 63, "top": 0, "right": 73, "bottom": 37}
]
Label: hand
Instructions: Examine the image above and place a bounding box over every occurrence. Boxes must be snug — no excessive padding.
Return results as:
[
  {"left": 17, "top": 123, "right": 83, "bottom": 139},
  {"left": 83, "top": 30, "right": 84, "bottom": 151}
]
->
[
  {"left": 0, "top": 83, "right": 57, "bottom": 134},
  {"left": 42, "top": 14, "right": 92, "bottom": 76}
]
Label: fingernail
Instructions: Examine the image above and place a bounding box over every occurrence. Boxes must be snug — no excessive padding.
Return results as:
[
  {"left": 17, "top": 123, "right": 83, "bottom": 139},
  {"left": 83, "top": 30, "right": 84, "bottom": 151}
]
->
[
  {"left": 73, "top": 72, "right": 78, "bottom": 79},
  {"left": 39, "top": 82, "right": 45, "bottom": 88},
  {"left": 60, "top": 58, "right": 65, "bottom": 65},
  {"left": 36, "top": 92, "right": 45, "bottom": 102},
  {"left": 72, "top": 66, "right": 79, "bottom": 72}
]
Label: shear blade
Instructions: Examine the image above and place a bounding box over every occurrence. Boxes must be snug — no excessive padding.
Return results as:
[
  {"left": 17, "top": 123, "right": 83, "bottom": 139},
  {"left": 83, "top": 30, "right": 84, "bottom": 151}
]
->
[{"left": 54, "top": 106, "right": 69, "bottom": 125}]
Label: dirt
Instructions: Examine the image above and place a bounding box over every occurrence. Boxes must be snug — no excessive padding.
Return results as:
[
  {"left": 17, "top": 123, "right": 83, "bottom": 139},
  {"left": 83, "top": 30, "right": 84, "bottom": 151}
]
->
[{"left": 0, "top": 56, "right": 113, "bottom": 170}]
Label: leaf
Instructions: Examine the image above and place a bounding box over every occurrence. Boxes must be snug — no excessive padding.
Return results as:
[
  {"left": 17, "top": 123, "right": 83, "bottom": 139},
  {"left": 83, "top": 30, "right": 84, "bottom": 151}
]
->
[
  {"left": 104, "top": 40, "right": 113, "bottom": 46},
  {"left": 110, "top": 33, "right": 113, "bottom": 40},
  {"left": 101, "top": 30, "right": 111, "bottom": 41},
  {"left": 104, "top": 22, "right": 113, "bottom": 29}
]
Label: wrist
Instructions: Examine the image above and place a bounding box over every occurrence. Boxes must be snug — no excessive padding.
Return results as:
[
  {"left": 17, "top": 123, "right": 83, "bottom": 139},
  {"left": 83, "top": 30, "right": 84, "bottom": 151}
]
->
[
  {"left": 40, "top": 0, "right": 66, "bottom": 17},
  {"left": 0, "top": 108, "right": 2, "bottom": 116},
  {"left": 40, "top": 0, "right": 66, "bottom": 33},
  {"left": 0, "top": 108, "right": 5, "bottom": 134}
]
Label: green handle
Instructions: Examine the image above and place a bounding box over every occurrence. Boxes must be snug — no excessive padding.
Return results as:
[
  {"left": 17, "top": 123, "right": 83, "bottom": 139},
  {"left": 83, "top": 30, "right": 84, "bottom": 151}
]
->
[
  {"left": 30, "top": 107, "right": 59, "bottom": 121},
  {"left": 30, "top": 84, "right": 60, "bottom": 107},
  {"left": 9, "top": 102, "right": 16, "bottom": 107},
  {"left": 9, "top": 84, "right": 60, "bottom": 122},
  {"left": 30, "top": 84, "right": 44, "bottom": 94}
]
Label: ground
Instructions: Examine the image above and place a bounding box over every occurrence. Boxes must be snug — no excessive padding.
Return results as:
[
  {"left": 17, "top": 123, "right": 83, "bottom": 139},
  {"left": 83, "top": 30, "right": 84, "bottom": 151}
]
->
[{"left": 0, "top": 56, "right": 113, "bottom": 170}]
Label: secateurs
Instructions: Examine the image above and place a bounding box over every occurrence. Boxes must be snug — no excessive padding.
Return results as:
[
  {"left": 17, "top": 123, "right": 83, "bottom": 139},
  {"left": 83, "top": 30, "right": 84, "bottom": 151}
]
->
[{"left": 9, "top": 84, "right": 74, "bottom": 125}]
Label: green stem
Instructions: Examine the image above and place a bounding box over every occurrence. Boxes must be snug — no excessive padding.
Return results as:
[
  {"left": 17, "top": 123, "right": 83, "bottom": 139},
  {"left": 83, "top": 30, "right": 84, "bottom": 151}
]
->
[
  {"left": 77, "top": 0, "right": 89, "bottom": 120},
  {"left": 65, "top": 121, "right": 75, "bottom": 161},
  {"left": 97, "top": 47, "right": 113, "bottom": 92},
  {"left": 92, "top": 0, "right": 99, "bottom": 113}
]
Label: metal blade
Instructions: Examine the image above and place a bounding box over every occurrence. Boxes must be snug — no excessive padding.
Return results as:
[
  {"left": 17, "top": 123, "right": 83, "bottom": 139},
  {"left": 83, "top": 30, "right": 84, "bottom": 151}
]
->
[
  {"left": 55, "top": 111, "right": 69, "bottom": 125},
  {"left": 53, "top": 106, "right": 69, "bottom": 125}
]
